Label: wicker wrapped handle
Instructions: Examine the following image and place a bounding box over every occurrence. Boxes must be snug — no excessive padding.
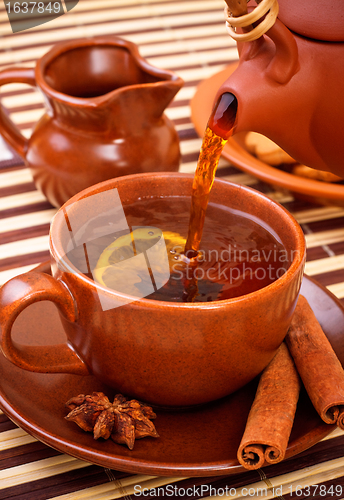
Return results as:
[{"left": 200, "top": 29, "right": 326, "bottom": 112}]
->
[{"left": 224, "top": 0, "right": 279, "bottom": 42}]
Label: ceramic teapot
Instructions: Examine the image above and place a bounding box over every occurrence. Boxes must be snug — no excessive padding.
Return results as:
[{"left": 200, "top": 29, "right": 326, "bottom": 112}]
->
[
  {"left": 217, "top": 0, "right": 344, "bottom": 178},
  {"left": 0, "top": 36, "right": 183, "bottom": 207}
]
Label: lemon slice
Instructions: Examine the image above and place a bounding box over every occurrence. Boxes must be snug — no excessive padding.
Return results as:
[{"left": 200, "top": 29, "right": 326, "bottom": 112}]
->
[{"left": 93, "top": 227, "right": 186, "bottom": 294}]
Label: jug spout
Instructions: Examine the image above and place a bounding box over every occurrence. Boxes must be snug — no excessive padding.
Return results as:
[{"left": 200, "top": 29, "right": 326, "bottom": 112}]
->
[
  {"left": 105, "top": 72, "right": 183, "bottom": 135},
  {"left": 37, "top": 36, "right": 183, "bottom": 133}
]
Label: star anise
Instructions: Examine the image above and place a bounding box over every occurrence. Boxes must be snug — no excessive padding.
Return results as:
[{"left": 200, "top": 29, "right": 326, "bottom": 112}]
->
[{"left": 65, "top": 392, "right": 159, "bottom": 450}]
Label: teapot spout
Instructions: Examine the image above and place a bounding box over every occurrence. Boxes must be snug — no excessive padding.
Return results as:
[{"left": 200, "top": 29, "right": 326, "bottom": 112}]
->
[{"left": 216, "top": 19, "right": 299, "bottom": 133}]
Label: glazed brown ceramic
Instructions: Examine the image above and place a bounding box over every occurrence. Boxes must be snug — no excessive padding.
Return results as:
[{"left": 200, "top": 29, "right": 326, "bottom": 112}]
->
[
  {"left": 0, "top": 264, "right": 338, "bottom": 476},
  {"left": 191, "top": 63, "right": 344, "bottom": 207},
  {"left": 0, "top": 173, "right": 306, "bottom": 408},
  {"left": 277, "top": 0, "right": 344, "bottom": 41},
  {"left": 0, "top": 36, "right": 183, "bottom": 207},
  {"left": 217, "top": 17, "right": 344, "bottom": 177}
]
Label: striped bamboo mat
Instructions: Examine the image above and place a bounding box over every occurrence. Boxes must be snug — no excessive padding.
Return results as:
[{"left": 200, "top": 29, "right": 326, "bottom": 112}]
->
[{"left": 1, "top": 1, "right": 344, "bottom": 498}]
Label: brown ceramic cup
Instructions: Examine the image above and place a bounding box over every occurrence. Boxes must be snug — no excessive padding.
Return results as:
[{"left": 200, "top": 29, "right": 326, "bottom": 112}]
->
[{"left": 0, "top": 173, "right": 305, "bottom": 407}]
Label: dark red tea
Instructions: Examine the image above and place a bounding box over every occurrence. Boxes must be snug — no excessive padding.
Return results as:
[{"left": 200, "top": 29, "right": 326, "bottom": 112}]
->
[
  {"left": 67, "top": 197, "right": 290, "bottom": 303},
  {"left": 128, "top": 198, "right": 289, "bottom": 302}
]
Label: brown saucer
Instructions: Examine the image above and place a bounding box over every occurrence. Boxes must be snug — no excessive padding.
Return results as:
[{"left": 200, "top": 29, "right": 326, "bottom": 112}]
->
[
  {"left": 190, "top": 63, "right": 344, "bottom": 207},
  {"left": 0, "top": 262, "right": 342, "bottom": 477}
]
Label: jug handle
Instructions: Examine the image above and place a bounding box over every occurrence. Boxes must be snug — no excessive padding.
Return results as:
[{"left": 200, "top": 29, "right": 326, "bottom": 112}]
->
[
  {"left": 0, "top": 67, "right": 36, "bottom": 158},
  {"left": 0, "top": 270, "right": 90, "bottom": 375}
]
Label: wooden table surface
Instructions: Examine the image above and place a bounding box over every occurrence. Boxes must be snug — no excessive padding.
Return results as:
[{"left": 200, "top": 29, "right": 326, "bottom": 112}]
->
[{"left": 1, "top": 1, "right": 344, "bottom": 499}]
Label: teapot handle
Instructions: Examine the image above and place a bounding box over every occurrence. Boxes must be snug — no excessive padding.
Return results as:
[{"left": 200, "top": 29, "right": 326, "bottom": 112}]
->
[
  {"left": 0, "top": 67, "right": 36, "bottom": 158},
  {"left": 0, "top": 270, "right": 90, "bottom": 375}
]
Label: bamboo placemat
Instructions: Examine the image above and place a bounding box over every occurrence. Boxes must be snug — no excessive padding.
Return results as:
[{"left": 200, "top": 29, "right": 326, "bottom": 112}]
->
[{"left": 1, "top": 1, "right": 344, "bottom": 499}]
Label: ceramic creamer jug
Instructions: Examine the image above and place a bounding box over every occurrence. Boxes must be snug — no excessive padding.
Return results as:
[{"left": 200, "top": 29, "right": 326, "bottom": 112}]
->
[
  {"left": 0, "top": 36, "right": 183, "bottom": 207},
  {"left": 217, "top": 0, "right": 344, "bottom": 178}
]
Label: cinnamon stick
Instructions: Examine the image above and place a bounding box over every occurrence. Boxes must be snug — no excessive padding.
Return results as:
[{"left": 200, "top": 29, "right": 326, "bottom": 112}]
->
[
  {"left": 286, "top": 294, "right": 344, "bottom": 429},
  {"left": 237, "top": 343, "right": 300, "bottom": 470}
]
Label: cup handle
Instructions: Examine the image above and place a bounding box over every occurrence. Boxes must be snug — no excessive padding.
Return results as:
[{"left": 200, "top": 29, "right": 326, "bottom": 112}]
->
[
  {"left": 0, "top": 67, "right": 36, "bottom": 158},
  {"left": 0, "top": 271, "right": 90, "bottom": 375}
]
